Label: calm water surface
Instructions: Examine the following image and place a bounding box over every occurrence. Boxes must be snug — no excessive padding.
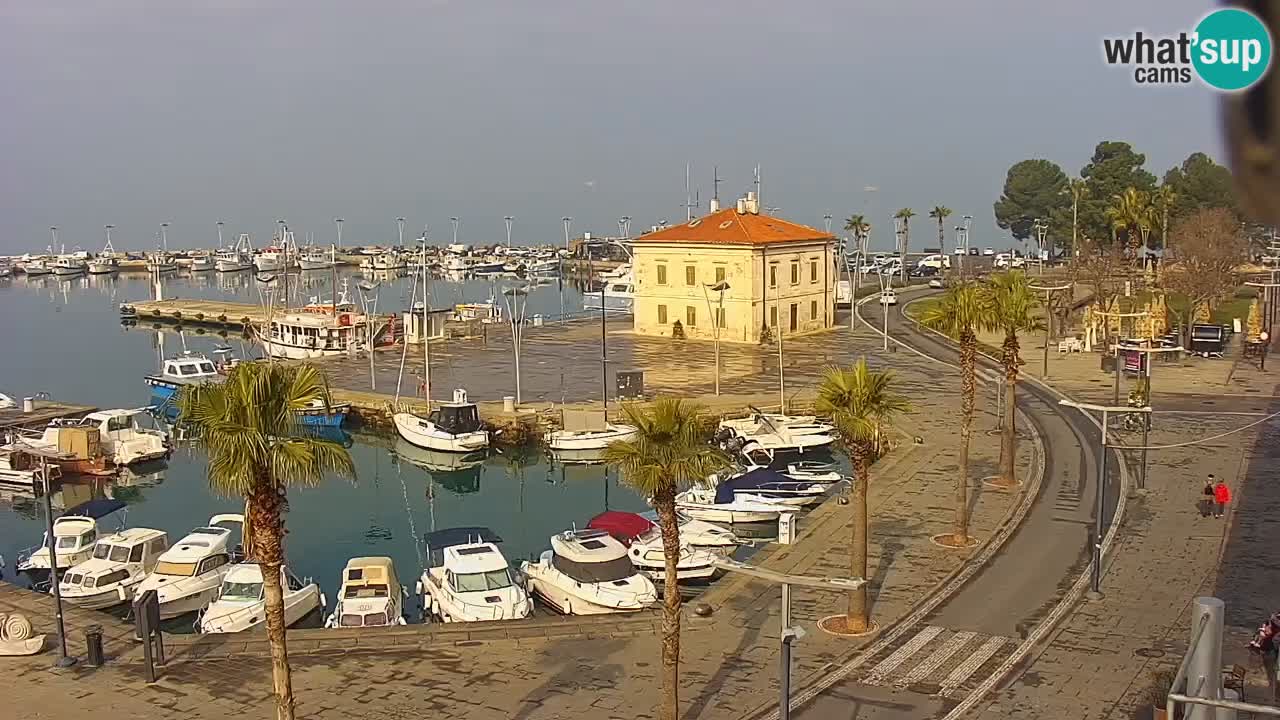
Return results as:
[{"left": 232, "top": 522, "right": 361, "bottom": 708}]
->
[{"left": 0, "top": 269, "right": 655, "bottom": 621}]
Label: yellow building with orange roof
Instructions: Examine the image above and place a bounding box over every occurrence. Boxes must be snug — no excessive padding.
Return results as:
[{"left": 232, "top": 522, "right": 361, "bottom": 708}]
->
[{"left": 630, "top": 193, "right": 837, "bottom": 343}]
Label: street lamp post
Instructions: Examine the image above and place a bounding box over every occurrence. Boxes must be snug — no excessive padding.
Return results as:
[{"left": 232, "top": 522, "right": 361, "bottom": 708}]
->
[
  {"left": 215, "top": 221, "right": 224, "bottom": 249},
  {"left": 1059, "top": 399, "right": 1150, "bottom": 597},
  {"left": 877, "top": 268, "right": 891, "bottom": 352},
  {"left": 504, "top": 216, "right": 514, "bottom": 248},
  {"left": 335, "top": 218, "right": 344, "bottom": 249},
  {"left": 357, "top": 281, "right": 380, "bottom": 391},
  {"left": 396, "top": 217, "right": 405, "bottom": 248},
  {"left": 1115, "top": 342, "right": 1184, "bottom": 490},
  {"left": 702, "top": 281, "right": 730, "bottom": 396},
  {"left": 450, "top": 217, "right": 460, "bottom": 247},
  {"left": 713, "top": 557, "right": 865, "bottom": 720},
  {"left": 1029, "top": 283, "right": 1071, "bottom": 378},
  {"left": 561, "top": 216, "right": 572, "bottom": 253},
  {"left": 24, "top": 449, "right": 76, "bottom": 668},
  {"left": 1033, "top": 219, "right": 1049, "bottom": 273}
]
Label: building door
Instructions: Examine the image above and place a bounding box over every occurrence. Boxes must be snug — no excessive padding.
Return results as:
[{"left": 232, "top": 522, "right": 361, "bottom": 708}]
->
[{"left": 789, "top": 303, "right": 798, "bottom": 332}]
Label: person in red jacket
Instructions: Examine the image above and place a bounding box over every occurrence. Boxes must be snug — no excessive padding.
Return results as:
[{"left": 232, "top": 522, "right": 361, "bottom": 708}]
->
[{"left": 1214, "top": 479, "right": 1231, "bottom": 518}]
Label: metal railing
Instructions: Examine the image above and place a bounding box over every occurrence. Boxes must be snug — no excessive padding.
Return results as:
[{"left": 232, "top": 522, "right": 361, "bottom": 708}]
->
[{"left": 1167, "top": 596, "right": 1280, "bottom": 718}]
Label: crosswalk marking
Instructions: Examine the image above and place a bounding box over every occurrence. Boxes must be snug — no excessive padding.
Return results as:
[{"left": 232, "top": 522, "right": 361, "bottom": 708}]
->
[
  {"left": 894, "top": 630, "right": 976, "bottom": 688},
  {"left": 938, "top": 635, "right": 1007, "bottom": 697},
  {"left": 863, "top": 625, "right": 945, "bottom": 685}
]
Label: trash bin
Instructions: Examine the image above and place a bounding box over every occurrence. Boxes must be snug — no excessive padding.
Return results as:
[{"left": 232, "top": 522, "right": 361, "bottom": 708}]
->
[{"left": 84, "top": 624, "right": 104, "bottom": 666}]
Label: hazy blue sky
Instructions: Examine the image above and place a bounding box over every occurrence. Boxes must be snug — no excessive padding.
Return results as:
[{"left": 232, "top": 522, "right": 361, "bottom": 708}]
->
[{"left": 1, "top": 0, "right": 1222, "bottom": 253}]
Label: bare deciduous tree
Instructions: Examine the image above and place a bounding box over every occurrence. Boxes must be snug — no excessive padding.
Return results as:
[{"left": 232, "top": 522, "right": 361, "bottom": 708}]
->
[{"left": 1163, "top": 208, "right": 1248, "bottom": 342}]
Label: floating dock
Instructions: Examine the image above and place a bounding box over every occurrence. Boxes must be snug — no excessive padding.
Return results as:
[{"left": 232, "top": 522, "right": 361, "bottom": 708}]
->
[
  {"left": 0, "top": 400, "right": 98, "bottom": 432},
  {"left": 124, "top": 299, "right": 267, "bottom": 328}
]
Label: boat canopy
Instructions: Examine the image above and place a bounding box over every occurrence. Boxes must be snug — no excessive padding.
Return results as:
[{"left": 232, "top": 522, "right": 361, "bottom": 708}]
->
[
  {"left": 550, "top": 550, "right": 636, "bottom": 584},
  {"left": 62, "top": 498, "right": 127, "bottom": 520},
  {"left": 713, "top": 467, "right": 807, "bottom": 504},
  {"left": 429, "top": 404, "right": 482, "bottom": 434},
  {"left": 424, "top": 526, "right": 502, "bottom": 567},
  {"left": 587, "top": 511, "right": 654, "bottom": 542}
]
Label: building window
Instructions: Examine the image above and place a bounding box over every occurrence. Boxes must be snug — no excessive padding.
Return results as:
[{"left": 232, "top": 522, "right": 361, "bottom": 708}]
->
[
  {"left": 769, "top": 264, "right": 777, "bottom": 288},
  {"left": 790, "top": 262, "right": 799, "bottom": 285},
  {"left": 810, "top": 260, "right": 818, "bottom": 282},
  {"left": 657, "top": 305, "right": 668, "bottom": 324},
  {"left": 685, "top": 265, "right": 696, "bottom": 286},
  {"left": 715, "top": 307, "right": 726, "bottom": 328},
  {"left": 790, "top": 303, "right": 798, "bottom": 331},
  {"left": 770, "top": 306, "right": 777, "bottom": 327},
  {"left": 810, "top": 300, "right": 818, "bottom": 320},
  {"left": 686, "top": 306, "right": 696, "bottom": 326},
  {"left": 657, "top": 264, "right": 667, "bottom": 285},
  {"left": 715, "top": 266, "right": 726, "bottom": 284}
]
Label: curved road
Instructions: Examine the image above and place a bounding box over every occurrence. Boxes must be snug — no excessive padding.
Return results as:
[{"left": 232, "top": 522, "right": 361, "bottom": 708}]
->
[{"left": 791, "top": 288, "right": 1121, "bottom": 720}]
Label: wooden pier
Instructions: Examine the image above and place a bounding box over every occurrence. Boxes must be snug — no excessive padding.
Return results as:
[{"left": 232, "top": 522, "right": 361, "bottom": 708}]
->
[
  {"left": 124, "top": 299, "right": 267, "bottom": 328},
  {"left": 0, "top": 400, "right": 98, "bottom": 432}
]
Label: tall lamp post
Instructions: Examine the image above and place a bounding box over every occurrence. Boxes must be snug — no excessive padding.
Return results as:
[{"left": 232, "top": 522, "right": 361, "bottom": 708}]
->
[
  {"left": 357, "top": 280, "right": 380, "bottom": 391},
  {"left": 504, "top": 216, "right": 514, "bottom": 249},
  {"left": 450, "top": 217, "right": 460, "bottom": 247},
  {"left": 702, "top": 281, "right": 730, "bottom": 396},
  {"left": 561, "top": 216, "right": 572, "bottom": 253},
  {"left": 22, "top": 447, "right": 76, "bottom": 668},
  {"left": 215, "top": 221, "right": 223, "bottom": 249},
  {"left": 501, "top": 285, "right": 531, "bottom": 404},
  {"left": 1059, "top": 399, "right": 1150, "bottom": 598},
  {"left": 396, "top": 217, "right": 405, "bottom": 248},
  {"left": 335, "top": 217, "right": 344, "bottom": 249},
  {"left": 1032, "top": 218, "right": 1048, "bottom": 273},
  {"left": 1029, "top": 283, "right": 1071, "bottom": 377},
  {"left": 1114, "top": 342, "right": 1184, "bottom": 490}
]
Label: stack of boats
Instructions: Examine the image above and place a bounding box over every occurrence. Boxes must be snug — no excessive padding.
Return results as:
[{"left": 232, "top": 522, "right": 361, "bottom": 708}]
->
[{"left": 0, "top": 408, "right": 170, "bottom": 480}]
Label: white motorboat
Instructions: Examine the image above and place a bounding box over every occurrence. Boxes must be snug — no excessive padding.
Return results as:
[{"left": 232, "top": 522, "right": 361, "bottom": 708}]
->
[
  {"left": 52, "top": 255, "right": 87, "bottom": 276},
  {"left": 359, "top": 251, "right": 407, "bottom": 271},
  {"left": 324, "top": 556, "right": 408, "bottom": 628},
  {"left": 254, "top": 249, "right": 285, "bottom": 272},
  {"left": 394, "top": 390, "right": 490, "bottom": 453},
  {"left": 146, "top": 251, "right": 178, "bottom": 273},
  {"left": 638, "top": 510, "right": 742, "bottom": 553},
  {"left": 22, "top": 257, "right": 52, "bottom": 276},
  {"left": 546, "top": 410, "right": 637, "bottom": 452},
  {"left": 215, "top": 234, "right": 255, "bottom": 272},
  {"left": 583, "top": 276, "right": 635, "bottom": 314},
  {"left": 144, "top": 352, "right": 225, "bottom": 403},
  {"left": 587, "top": 512, "right": 720, "bottom": 583},
  {"left": 0, "top": 262, "right": 12, "bottom": 279},
  {"left": 520, "top": 528, "right": 657, "bottom": 615},
  {"left": 135, "top": 514, "right": 243, "bottom": 619},
  {"left": 0, "top": 446, "right": 38, "bottom": 488},
  {"left": 58, "top": 527, "right": 169, "bottom": 610},
  {"left": 675, "top": 485, "right": 788, "bottom": 524},
  {"left": 739, "top": 445, "right": 845, "bottom": 485},
  {"left": 298, "top": 245, "right": 338, "bottom": 271},
  {"left": 89, "top": 232, "right": 122, "bottom": 274},
  {"left": 17, "top": 499, "right": 128, "bottom": 583},
  {"left": 719, "top": 412, "right": 835, "bottom": 438},
  {"left": 708, "top": 467, "right": 829, "bottom": 507},
  {"left": 46, "top": 409, "right": 169, "bottom": 466},
  {"left": 417, "top": 528, "right": 532, "bottom": 623},
  {"left": 716, "top": 423, "right": 835, "bottom": 455},
  {"left": 526, "top": 258, "right": 560, "bottom": 277},
  {"left": 199, "top": 563, "right": 324, "bottom": 634},
  {"left": 189, "top": 253, "right": 215, "bottom": 272}
]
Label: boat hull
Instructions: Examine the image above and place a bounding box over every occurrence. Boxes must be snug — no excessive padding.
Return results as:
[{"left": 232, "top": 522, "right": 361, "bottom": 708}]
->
[
  {"left": 674, "top": 505, "right": 780, "bottom": 524},
  {"left": 199, "top": 585, "right": 322, "bottom": 634},
  {"left": 394, "top": 413, "right": 489, "bottom": 453},
  {"left": 215, "top": 261, "right": 252, "bottom": 272},
  {"left": 546, "top": 424, "right": 638, "bottom": 451},
  {"left": 523, "top": 574, "right": 647, "bottom": 615},
  {"left": 260, "top": 339, "right": 348, "bottom": 359},
  {"left": 87, "top": 262, "right": 117, "bottom": 274}
]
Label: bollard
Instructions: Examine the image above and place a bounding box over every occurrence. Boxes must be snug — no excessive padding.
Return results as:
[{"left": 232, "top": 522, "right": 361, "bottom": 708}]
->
[
  {"left": 503, "top": 396, "right": 516, "bottom": 413},
  {"left": 1188, "top": 596, "right": 1225, "bottom": 720},
  {"left": 84, "top": 625, "right": 104, "bottom": 666}
]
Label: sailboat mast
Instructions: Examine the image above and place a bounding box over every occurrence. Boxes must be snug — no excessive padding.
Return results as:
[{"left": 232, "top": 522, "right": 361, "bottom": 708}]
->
[
  {"left": 600, "top": 284, "right": 607, "bottom": 413},
  {"left": 422, "top": 240, "right": 431, "bottom": 409}
]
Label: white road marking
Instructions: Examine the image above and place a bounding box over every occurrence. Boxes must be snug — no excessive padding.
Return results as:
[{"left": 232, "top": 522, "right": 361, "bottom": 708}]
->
[
  {"left": 939, "top": 635, "right": 1007, "bottom": 697},
  {"left": 863, "top": 625, "right": 945, "bottom": 686},
  {"left": 894, "top": 630, "right": 977, "bottom": 688}
]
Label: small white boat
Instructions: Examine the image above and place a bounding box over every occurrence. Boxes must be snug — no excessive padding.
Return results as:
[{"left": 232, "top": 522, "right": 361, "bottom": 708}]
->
[
  {"left": 144, "top": 352, "right": 225, "bottom": 402},
  {"left": 52, "top": 255, "right": 87, "bottom": 276},
  {"left": 393, "top": 390, "right": 489, "bottom": 453},
  {"left": 298, "top": 245, "right": 338, "bottom": 271},
  {"left": 719, "top": 412, "right": 835, "bottom": 438},
  {"left": 189, "top": 253, "right": 215, "bottom": 272},
  {"left": 520, "top": 528, "right": 657, "bottom": 615},
  {"left": 135, "top": 514, "right": 243, "bottom": 619},
  {"left": 324, "top": 556, "right": 407, "bottom": 629},
  {"left": 546, "top": 410, "right": 637, "bottom": 452},
  {"left": 638, "top": 510, "right": 742, "bottom": 553},
  {"left": 58, "top": 527, "right": 169, "bottom": 610},
  {"left": 146, "top": 252, "right": 178, "bottom": 273},
  {"left": 199, "top": 563, "right": 324, "bottom": 634},
  {"left": 359, "top": 251, "right": 407, "bottom": 271},
  {"left": 587, "top": 512, "right": 720, "bottom": 583},
  {"left": 716, "top": 423, "right": 835, "bottom": 455},
  {"left": 708, "top": 468, "right": 828, "bottom": 507},
  {"left": 418, "top": 528, "right": 532, "bottom": 623},
  {"left": 17, "top": 499, "right": 128, "bottom": 582},
  {"left": 22, "top": 257, "right": 52, "bottom": 276},
  {"left": 583, "top": 277, "right": 635, "bottom": 314},
  {"left": 48, "top": 409, "right": 169, "bottom": 466},
  {"left": 675, "top": 485, "right": 788, "bottom": 524},
  {"left": 216, "top": 235, "right": 255, "bottom": 272}
]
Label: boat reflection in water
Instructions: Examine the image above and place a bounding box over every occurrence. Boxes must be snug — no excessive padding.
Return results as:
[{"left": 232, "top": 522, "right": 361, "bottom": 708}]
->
[{"left": 393, "top": 438, "right": 485, "bottom": 495}]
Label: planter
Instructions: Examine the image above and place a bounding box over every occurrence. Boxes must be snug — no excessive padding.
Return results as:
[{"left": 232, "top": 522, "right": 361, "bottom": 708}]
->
[{"left": 1151, "top": 707, "right": 1167, "bottom": 720}]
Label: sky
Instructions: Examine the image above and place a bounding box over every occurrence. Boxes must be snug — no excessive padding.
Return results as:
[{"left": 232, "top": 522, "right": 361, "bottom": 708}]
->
[{"left": 0, "top": 0, "right": 1224, "bottom": 253}]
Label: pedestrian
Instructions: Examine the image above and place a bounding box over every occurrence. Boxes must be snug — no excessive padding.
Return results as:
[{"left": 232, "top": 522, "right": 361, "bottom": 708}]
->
[
  {"left": 1201, "top": 475, "right": 1216, "bottom": 518},
  {"left": 1250, "top": 612, "right": 1280, "bottom": 701},
  {"left": 1213, "top": 477, "right": 1231, "bottom": 519}
]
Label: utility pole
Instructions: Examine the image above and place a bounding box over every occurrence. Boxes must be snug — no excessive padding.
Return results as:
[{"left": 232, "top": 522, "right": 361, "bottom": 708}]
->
[
  {"left": 397, "top": 217, "right": 405, "bottom": 248},
  {"left": 562, "top": 216, "right": 572, "bottom": 253},
  {"left": 216, "top": 221, "right": 224, "bottom": 249},
  {"left": 335, "top": 217, "right": 344, "bottom": 249},
  {"left": 504, "top": 216, "right": 514, "bottom": 248}
]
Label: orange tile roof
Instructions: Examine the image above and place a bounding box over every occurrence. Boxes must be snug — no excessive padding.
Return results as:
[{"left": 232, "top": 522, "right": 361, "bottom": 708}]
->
[{"left": 630, "top": 208, "right": 834, "bottom": 246}]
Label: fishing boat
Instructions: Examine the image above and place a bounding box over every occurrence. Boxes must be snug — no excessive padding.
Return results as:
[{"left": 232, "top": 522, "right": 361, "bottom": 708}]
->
[
  {"left": 58, "top": 527, "right": 169, "bottom": 610},
  {"left": 16, "top": 499, "right": 128, "bottom": 584},
  {"left": 215, "top": 234, "right": 255, "bottom": 272},
  {"left": 52, "top": 255, "right": 87, "bottom": 276},
  {"left": 298, "top": 244, "right": 338, "bottom": 271},
  {"left": 189, "top": 252, "right": 215, "bottom": 272},
  {"left": 359, "top": 250, "right": 407, "bottom": 271},
  {"left": 146, "top": 251, "right": 178, "bottom": 274},
  {"left": 254, "top": 248, "right": 287, "bottom": 272},
  {"left": 417, "top": 528, "right": 531, "bottom": 623},
  {"left": 260, "top": 308, "right": 370, "bottom": 359},
  {"left": 587, "top": 511, "right": 720, "bottom": 583},
  {"left": 520, "top": 528, "right": 657, "bottom": 615},
  {"left": 324, "top": 556, "right": 408, "bottom": 629},
  {"left": 394, "top": 390, "right": 489, "bottom": 453},
  {"left": 144, "top": 352, "right": 224, "bottom": 402},
  {"left": 198, "top": 563, "right": 324, "bottom": 634},
  {"left": 134, "top": 514, "right": 244, "bottom": 619},
  {"left": 22, "top": 255, "right": 52, "bottom": 276},
  {"left": 88, "top": 232, "right": 121, "bottom": 274}
]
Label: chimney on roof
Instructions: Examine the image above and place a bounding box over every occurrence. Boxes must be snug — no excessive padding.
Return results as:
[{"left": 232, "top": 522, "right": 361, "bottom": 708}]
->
[
  {"left": 736, "top": 197, "right": 747, "bottom": 214},
  {"left": 709, "top": 198, "right": 720, "bottom": 213},
  {"left": 744, "top": 191, "right": 760, "bottom": 215}
]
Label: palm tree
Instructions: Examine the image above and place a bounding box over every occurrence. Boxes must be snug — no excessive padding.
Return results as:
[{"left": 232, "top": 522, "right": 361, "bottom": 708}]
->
[
  {"left": 928, "top": 206, "right": 952, "bottom": 255},
  {"left": 1103, "top": 188, "right": 1155, "bottom": 259},
  {"left": 603, "top": 398, "right": 728, "bottom": 720},
  {"left": 894, "top": 208, "right": 916, "bottom": 283},
  {"left": 981, "top": 271, "right": 1043, "bottom": 487},
  {"left": 178, "top": 363, "right": 356, "bottom": 720},
  {"left": 1153, "top": 185, "right": 1176, "bottom": 255},
  {"left": 918, "top": 283, "right": 985, "bottom": 546},
  {"left": 815, "top": 358, "right": 910, "bottom": 632},
  {"left": 844, "top": 214, "right": 871, "bottom": 268},
  {"left": 1068, "top": 179, "right": 1088, "bottom": 256}
]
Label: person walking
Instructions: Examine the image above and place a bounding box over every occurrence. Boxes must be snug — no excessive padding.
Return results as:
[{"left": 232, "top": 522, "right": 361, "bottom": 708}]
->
[
  {"left": 1213, "top": 477, "right": 1231, "bottom": 519},
  {"left": 1201, "top": 475, "right": 1216, "bottom": 518},
  {"left": 1249, "top": 612, "right": 1280, "bottom": 701}
]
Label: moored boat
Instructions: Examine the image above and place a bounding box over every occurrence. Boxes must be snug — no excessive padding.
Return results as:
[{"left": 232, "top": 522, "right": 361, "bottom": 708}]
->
[{"left": 324, "top": 556, "right": 407, "bottom": 629}]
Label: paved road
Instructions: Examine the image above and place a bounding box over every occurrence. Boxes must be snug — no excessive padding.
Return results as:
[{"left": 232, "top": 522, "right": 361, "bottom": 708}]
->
[{"left": 791, "top": 289, "right": 1118, "bottom": 719}]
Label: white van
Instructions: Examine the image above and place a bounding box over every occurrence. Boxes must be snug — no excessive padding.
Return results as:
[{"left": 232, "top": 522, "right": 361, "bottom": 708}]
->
[{"left": 916, "top": 254, "right": 951, "bottom": 270}]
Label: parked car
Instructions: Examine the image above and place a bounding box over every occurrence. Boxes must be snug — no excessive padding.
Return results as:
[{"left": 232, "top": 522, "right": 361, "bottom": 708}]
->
[
  {"left": 879, "top": 289, "right": 898, "bottom": 306},
  {"left": 928, "top": 278, "right": 944, "bottom": 289},
  {"left": 953, "top": 246, "right": 965, "bottom": 255},
  {"left": 983, "top": 247, "right": 995, "bottom": 256},
  {"left": 910, "top": 264, "right": 940, "bottom": 278},
  {"left": 968, "top": 247, "right": 980, "bottom": 256}
]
